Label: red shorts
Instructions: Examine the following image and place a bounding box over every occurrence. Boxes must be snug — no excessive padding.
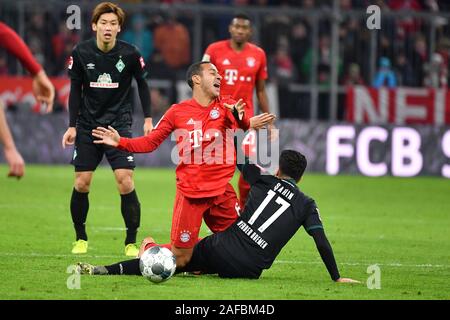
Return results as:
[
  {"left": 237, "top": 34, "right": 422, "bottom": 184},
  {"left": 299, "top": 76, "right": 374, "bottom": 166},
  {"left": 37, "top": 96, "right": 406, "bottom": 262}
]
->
[{"left": 171, "top": 183, "right": 240, "bottom": 248}]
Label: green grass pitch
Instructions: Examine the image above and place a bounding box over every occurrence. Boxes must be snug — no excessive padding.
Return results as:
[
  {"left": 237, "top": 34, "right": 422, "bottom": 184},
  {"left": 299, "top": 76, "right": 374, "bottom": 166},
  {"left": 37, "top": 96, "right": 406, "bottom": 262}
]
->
[{"left": 0, "top": 165, "right": 449, "bottom": 300}]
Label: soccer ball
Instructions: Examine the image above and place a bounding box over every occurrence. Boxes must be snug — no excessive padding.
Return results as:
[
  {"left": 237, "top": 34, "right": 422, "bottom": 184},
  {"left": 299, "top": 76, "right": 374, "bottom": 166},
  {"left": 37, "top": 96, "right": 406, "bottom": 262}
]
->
[{"left": 139, "top": 246, "right": 176, "bottom": 283}]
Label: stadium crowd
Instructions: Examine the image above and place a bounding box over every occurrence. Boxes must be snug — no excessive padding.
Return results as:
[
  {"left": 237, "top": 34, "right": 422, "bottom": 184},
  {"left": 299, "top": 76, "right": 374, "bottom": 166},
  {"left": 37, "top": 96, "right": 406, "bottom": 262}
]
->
[{"left": 0, "top": 0, "right": 449, "bottom": 119}]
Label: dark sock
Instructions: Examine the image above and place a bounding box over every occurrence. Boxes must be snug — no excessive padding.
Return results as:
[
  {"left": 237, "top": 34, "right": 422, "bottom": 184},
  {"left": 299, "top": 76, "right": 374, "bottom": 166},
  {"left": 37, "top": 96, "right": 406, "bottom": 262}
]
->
[
  {"left": 105, "top": 258, "right": 141, "bottom": 275},
  {"left": 70, "top": 188, "right": 89, "bottom": 241},
  {"left": 121, "top": 190, "right": 141, "bottom": 245}
]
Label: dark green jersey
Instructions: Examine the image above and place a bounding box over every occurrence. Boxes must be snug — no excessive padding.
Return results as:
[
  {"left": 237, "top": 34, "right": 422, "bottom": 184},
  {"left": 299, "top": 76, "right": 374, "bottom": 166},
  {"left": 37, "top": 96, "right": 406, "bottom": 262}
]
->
[
  {"left": 68, "top": 38, "right": 148, "bottom": 130},
  {"left": 215, "top": 164, "right": 323, "bottom": 276}
]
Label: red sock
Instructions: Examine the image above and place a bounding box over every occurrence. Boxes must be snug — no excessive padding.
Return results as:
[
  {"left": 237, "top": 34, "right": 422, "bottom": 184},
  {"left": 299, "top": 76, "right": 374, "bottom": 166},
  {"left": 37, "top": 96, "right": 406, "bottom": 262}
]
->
[
  {"left": 144, "top": 242, "right": 172, "bottom": 251},
  {"left": 160, "top": 243, "right": 172, "bottom": 250}
]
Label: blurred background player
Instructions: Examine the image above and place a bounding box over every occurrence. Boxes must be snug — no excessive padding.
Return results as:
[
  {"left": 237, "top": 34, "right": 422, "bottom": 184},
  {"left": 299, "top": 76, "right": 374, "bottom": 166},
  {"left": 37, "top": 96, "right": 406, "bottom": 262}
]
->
[
  {"left": 202, "top": 13, "right": 274, "bottom": 209},
  {"left": 61, "top": 2, "right": 153, "bottom": 256},
  {"left": 78, "top": 150, "right": 359, "bottom": 284},
  {"left": 92, "top": 61, "right": 275, "bottom": 268},
  {"left": 0, "top": 21, "right": 55, "bottom": 179}
]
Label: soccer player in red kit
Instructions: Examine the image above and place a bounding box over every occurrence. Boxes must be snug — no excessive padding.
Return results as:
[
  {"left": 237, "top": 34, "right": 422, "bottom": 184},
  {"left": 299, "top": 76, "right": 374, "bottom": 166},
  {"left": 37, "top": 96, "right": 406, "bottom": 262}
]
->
[
  {"left": 202, "top": 13, "right": 273, "bottom": 209},
  {"left": 0, "top": 22, "right": 55, "bottom": 178},
  {"left": 92, "top": 61, "right": 275, "bottom": 267}
]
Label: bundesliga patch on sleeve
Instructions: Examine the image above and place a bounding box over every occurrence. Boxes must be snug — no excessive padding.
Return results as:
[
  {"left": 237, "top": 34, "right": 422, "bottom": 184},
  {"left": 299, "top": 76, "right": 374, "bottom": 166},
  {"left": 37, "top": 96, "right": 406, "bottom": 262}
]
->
[{"left": 139, "top": 56, "right": 145, "bottom": 69}]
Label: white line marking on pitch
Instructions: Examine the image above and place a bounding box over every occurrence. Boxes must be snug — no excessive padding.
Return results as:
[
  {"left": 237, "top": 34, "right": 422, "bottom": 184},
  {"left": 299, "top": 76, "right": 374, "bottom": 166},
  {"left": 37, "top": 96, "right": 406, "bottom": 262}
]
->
[{"left": 0, "top": 252, "right": 448, "bottom": 268}]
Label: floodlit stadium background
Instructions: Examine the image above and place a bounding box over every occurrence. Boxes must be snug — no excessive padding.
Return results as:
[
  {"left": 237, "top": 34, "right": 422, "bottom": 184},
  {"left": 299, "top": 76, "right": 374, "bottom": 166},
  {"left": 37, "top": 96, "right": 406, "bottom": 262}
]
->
[{"left": 1, "top": 0, "right": 449, "bottom": 177}]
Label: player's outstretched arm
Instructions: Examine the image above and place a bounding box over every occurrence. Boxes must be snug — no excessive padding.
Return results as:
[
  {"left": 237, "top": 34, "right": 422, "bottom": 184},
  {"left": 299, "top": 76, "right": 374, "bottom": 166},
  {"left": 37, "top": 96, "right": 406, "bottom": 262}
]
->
[
  {"left": 0, "top": 104, "right": 25, "bottom": 178},
  {"left": 250, "top": 113, "right": 276, "bottom": 130},
  {"left": 310, "top": 228, "right": 360, "bottom": 283},
  {"left": 32, "top": 70, "right": 55, "bottom": 113},
  {"left": 224, "top": 99, "right": 276, "bottom": 130},
  {"left": 92, "top": 126, "right": 121, "bottom": 147}
]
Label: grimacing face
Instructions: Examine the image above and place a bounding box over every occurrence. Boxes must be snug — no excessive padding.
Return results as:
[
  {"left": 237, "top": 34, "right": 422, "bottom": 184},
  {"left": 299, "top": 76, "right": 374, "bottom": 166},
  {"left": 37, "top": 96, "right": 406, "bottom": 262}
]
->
[
  {"left": 92, "top": 12, "right": 121, "bottom": 45},
  {"left": 200, "top": 63, "right": 222, "bottom": 98},
  {"left": 229, "top": 18, "right": 252, "bottom": 45}
]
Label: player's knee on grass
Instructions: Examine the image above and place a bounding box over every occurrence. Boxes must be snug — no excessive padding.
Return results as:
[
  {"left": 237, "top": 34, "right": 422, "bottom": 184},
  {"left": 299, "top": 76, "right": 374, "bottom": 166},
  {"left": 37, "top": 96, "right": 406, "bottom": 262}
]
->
[{"left": 172, "top": 246, "right": 193, "bottom": 268}]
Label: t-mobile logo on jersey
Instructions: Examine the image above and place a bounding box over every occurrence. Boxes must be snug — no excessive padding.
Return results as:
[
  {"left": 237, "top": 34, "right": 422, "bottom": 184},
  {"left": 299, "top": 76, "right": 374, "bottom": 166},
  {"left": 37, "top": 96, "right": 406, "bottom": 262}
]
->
[
  {"left": 188, "top": 129, "right": 221, "bottom": 149},
  {"left": 189, "top": 129, "right": 203, "bottom": 149},
  {"left": 224, "top": 69, "right": 238, "bottom": 85}
]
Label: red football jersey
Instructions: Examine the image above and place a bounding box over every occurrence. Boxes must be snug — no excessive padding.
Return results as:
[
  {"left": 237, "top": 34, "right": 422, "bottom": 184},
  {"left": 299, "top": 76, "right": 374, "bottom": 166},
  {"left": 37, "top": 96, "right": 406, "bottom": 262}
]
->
[
  {"left": 0, "top": 22, "right": 42, "bottom": 75},
  {"left": 117, "top": 97, "right": 250, "bottom": 198},
  {"left": 204, "top": 40, "right": 268, "bottom": 117}
]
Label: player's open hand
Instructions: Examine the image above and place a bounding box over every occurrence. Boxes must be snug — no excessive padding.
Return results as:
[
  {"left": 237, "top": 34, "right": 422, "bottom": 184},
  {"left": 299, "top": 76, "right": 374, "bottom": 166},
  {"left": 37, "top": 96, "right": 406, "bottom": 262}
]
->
[
  {"left": 62, "top": 127, "right": 76, "bottom": 149},
  {"left": 250, "top": 113, "right": 276, "bottom": 130},
  {"left": 224, "top": 99, "right": 245, "bottom": 120},
  {"left": 92, "top": 126, "right": 120, "bottom": 147},
  {"left": 32, "top": 70, "right": 55, "bottom": 113},
  {"left": 336, "top": 278, "right": 361, "bottom": 284},
  {"left": 4, "top": 146, "right": 25, "bottom": 179}
]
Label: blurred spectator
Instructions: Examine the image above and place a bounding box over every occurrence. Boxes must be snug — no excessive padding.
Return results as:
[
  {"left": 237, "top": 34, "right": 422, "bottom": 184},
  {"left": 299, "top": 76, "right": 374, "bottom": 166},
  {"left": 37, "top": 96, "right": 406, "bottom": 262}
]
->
[
  {"left": 424, "top": 52, "right": 448, "bottom": 88},
  {"left": 261, "top": 14, "right": 292, "bottom": 56},
  {"left": 25, "top": 12, "right": 49, "bottom": 68},
  {"left": 342, "top": 63, "right": 365, "bottom": 86},
  {"left": 436, "top": 37, "right": 450, "bottom": 71},
  {"left": 51, "top": 22, "right": 80, "bottom": 76},
  {"left": 301, "top": 34, "right": 343, "bottom": 84},
  {"left": 28, "top": 38, "right": 45, "bottom": 67},
  {"left": 122, "top": 13, "right": 154, "bottom": 63},
  {"left": 373, "top": 57, "right": 397, "bottom": 88},
  {"left": 0, "top": 53, "right": 8, "bottom": 75},
  {"left": 153, "top": 12, "right": 191, "bottom": 71},
  {"left": 409, "top": 34, "right": 428, "bottom": 86},
  {"left": 290, "top": 22, "right": 310, "bottom": 83},
  {"left": 150, "top": 88, "right": 170, "bottom": 120},
  {"left": 269, "top": 37, "right": 296, "bottom": 84},
  {"left": 388, "top": 0, "right": 423, "bottom": 39},
  {"left": 394, "top": 50, "right": 415, "bottom": 86}
]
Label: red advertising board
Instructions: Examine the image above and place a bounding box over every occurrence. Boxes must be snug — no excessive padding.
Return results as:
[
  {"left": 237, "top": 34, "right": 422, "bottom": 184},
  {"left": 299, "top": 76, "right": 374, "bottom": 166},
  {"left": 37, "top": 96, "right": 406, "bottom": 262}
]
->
[
  {"left": 346, "top": 86, "right": 450, "bottom": 125},
  {"left": 0, "top": 76, "right": 70, "bottom": 113}
]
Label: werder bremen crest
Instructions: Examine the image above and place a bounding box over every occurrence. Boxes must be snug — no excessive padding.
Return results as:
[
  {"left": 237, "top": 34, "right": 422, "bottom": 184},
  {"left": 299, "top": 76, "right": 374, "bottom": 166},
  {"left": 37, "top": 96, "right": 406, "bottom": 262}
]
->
[{"left": 116, "top": 58, "right": 125, "bottom": 72}]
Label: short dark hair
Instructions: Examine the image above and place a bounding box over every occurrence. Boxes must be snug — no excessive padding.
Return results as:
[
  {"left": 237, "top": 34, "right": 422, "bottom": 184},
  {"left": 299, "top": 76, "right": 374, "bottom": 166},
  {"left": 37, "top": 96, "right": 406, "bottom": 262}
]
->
[
  {"left": 232, "top": 13, "right": 251, "bottom": 23},
  {"left": 279, "top": 150, "right": 307, "bottom": 182},
  {"left": 186, "top": 61, "right": 210, "bottom": 89},
  {"left": 91, "top": 2, "right": 125, "bottom": 27}
]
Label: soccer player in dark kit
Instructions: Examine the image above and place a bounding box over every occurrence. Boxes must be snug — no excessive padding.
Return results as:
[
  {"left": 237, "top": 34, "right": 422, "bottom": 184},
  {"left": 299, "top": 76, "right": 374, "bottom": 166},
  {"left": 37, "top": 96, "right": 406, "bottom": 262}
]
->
[
  {"left": 61, "top": 2, "right": 153, "bottom": 256},
  {"left": 77, "top": 149, "right": 359, "bottom": 283},
  {"left": 89, "top": 61, "right": 275, "bottom": 267}
]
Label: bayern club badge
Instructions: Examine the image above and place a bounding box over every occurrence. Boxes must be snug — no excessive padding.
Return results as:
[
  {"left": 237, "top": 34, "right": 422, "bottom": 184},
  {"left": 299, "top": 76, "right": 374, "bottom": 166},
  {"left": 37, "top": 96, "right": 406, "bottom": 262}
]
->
[
  {"left": 180, "top": 230, "right": 191, "bottom": 243},
  {"left": 210, "top": 108, "right": 220, "bottom": 120},
  {"left": 247, "top": 57, "right": 256, "bottom": 67}
]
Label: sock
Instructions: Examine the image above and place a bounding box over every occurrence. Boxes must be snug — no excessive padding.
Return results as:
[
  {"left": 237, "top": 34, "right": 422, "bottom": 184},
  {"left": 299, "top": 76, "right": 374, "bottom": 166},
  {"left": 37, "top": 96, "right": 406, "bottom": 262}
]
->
[
  {"left": 105, "top": 258, "right": 141, "bottom": 275},
  {"left": 121, "top": 190, "right": 141, "bottom": 245},
  {"left": 70, "top": 188, "right": 89, "bottom": 241}
]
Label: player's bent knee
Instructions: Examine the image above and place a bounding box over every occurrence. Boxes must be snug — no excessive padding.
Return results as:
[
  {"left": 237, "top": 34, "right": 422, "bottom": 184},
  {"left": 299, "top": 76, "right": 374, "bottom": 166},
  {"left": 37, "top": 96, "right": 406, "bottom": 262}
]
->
[
  {"left": 115, "top": 171, "right": 134, "bottom": 194},
  {"left": 74, "top": 176, "right": 92, "bottom": 193}
]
